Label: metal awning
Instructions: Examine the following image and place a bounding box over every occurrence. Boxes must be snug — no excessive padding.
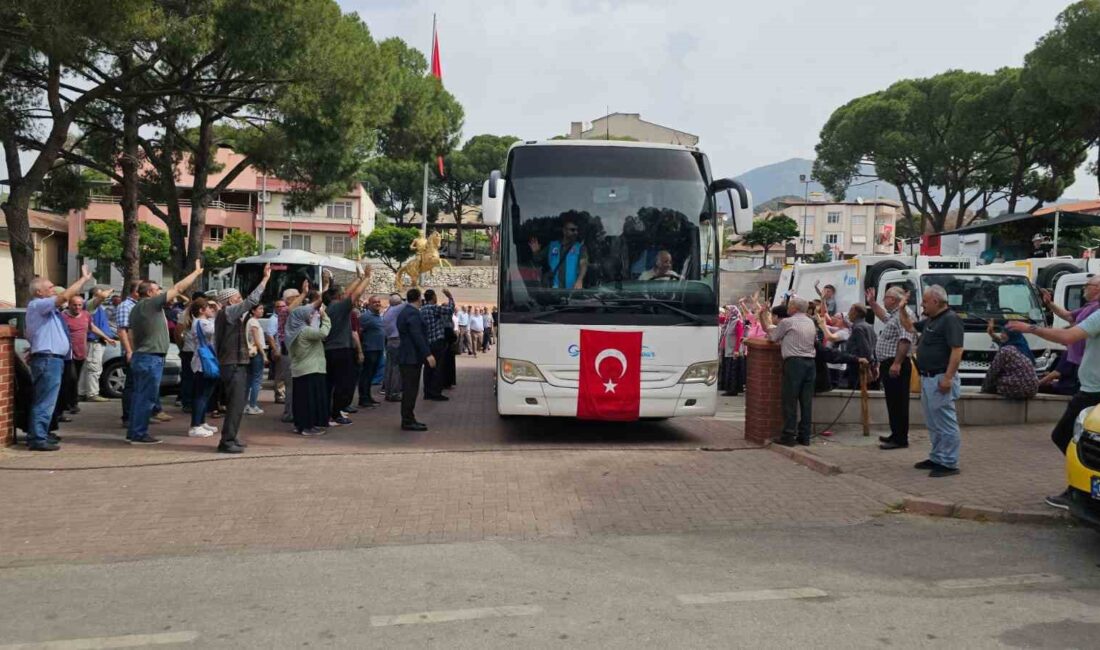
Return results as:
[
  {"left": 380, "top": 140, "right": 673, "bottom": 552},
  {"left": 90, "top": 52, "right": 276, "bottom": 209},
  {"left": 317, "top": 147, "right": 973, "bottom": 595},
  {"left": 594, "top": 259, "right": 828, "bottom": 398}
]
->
[{"left": 948, "top": 208, "right": 1100, "bottom": 255}]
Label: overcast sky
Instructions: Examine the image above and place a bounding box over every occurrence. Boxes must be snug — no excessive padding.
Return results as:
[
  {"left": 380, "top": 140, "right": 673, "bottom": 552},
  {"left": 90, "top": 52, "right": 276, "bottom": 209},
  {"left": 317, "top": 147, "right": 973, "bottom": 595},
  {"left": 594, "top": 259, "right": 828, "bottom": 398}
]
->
[
  {"left": 351, "top": 0, "right": 1097, "bottom": 198},
  {"left": 3, "top": 0, "right": 1095, "bottom": 200}
]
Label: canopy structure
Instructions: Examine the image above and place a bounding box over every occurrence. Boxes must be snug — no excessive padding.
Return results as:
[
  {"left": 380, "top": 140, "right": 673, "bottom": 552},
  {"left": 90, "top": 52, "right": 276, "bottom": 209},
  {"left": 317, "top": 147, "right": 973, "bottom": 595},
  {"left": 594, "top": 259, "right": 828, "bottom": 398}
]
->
[{"left": 948, "top": 204, "right": 1100, "bottom": 255}]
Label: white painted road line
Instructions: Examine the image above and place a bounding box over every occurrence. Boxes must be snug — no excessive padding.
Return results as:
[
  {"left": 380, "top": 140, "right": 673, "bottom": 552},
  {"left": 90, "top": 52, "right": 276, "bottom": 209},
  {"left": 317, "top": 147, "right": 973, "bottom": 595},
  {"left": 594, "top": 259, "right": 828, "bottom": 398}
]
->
[
  {"left": 369, "top": 605, "right": 543, "bottom": 627},
  {"left": 677, "top": 587, "right": 829, "bottom": 605},
  {"left": 935, "top": 573, "right": 1065, "bottom": 590},
  {"left": 0, "top": 631, "right": 199, "bottom": 650}
]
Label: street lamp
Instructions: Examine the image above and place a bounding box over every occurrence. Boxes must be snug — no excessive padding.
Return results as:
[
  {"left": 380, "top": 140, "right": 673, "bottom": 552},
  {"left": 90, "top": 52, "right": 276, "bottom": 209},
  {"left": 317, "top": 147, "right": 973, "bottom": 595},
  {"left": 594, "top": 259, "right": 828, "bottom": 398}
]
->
[{"left": 799, "top": 174, "right": 811, "bottom": 257}]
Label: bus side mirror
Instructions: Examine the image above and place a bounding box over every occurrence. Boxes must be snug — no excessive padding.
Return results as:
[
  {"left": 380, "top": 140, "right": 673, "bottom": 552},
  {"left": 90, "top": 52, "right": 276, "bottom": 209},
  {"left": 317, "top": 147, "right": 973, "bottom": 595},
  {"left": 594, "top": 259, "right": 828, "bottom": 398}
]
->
[
  {"left": 482, "top": 170, "right": 504, "bottom": 227},
  {"left": 711, "top": 178, "right": 753, "bottom": 236}
]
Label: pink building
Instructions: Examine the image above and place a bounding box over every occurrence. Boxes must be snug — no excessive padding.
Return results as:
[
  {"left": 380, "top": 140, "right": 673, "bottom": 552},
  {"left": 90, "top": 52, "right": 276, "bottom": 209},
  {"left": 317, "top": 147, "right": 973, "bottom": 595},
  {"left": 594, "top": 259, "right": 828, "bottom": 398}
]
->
[{"left": 67, "top": 147, "right": 375, "bottom": 285}]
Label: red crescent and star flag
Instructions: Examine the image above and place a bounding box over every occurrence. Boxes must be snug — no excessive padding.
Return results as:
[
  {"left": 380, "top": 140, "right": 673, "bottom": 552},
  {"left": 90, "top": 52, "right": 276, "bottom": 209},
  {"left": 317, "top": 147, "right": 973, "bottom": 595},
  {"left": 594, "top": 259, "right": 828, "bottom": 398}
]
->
[
  {"left": 431, "top": 20, "right": 445, "bottom": 177},
  {"left": 576, "top": 329, "right": 643, "bottom": 421}
]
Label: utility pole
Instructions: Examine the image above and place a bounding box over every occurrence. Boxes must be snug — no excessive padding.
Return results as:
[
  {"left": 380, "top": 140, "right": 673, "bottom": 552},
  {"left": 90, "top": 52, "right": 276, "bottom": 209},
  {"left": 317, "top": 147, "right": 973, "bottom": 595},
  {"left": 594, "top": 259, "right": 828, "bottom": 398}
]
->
[{"left": 799, "top": 174, "right": 811, "bottom": 257}]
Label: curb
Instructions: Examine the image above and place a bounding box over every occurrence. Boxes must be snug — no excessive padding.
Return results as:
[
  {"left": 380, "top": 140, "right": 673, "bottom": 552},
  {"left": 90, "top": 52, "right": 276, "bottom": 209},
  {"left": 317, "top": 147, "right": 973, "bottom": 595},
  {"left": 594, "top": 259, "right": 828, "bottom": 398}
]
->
[
  {"left": 764, "top": 443, "right": 1070, "bottom": 526},
  {"left": 766, "top": 443, "right": 842, "bottom": 476},
  {"left": 901, "top": 496, "right": 1069, "bottom": 525}
]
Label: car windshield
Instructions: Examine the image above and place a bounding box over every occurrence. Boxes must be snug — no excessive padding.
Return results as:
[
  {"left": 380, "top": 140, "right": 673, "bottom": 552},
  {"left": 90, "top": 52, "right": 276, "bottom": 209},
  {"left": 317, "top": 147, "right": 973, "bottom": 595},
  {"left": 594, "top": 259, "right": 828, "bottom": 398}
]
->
[
  {"left": 500, "top": 145, "right": 718, "bottom": 326},
  {"left": 921, "top": 274, "right": 1044, "bottom": 322},
  {"left": 234, "top": 263, "right": 319, "bottom": 313}
]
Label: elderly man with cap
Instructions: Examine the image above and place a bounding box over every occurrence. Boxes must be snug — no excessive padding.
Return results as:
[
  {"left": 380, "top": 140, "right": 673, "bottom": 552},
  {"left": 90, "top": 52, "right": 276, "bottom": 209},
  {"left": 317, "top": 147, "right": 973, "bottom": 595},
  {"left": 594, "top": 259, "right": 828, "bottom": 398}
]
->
[{"left": 210, "top": 264, "right": 272, "bottom": 453}]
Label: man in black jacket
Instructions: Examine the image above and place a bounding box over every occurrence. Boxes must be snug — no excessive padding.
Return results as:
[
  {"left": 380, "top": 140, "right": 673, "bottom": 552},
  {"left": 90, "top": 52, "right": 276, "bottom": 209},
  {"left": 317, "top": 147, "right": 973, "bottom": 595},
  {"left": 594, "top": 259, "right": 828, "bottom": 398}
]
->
[
  {"left": 845, "top": 304, "right": 878, "bottom": 388},
  {"left": 396, "top": 288, "right": 436, "bottom": 431}
]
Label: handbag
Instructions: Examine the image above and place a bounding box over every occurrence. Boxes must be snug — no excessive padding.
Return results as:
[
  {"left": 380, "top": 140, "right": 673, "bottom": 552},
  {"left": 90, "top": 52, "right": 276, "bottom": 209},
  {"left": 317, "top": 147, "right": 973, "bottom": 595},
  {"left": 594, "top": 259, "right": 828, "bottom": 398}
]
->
[{"left": 195, "top": 323, "right": 221, "bottom": 379}]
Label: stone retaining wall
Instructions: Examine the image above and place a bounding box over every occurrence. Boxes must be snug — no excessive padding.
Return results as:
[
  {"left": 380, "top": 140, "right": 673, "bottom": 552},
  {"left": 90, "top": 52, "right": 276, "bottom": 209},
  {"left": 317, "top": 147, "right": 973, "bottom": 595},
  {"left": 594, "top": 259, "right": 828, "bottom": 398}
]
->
[
  {"left": 812, "top": 390, "right": 1070, "bottom": 427},
  {"left": 350, "top": 265, "right": 499, "bottom": 294}
]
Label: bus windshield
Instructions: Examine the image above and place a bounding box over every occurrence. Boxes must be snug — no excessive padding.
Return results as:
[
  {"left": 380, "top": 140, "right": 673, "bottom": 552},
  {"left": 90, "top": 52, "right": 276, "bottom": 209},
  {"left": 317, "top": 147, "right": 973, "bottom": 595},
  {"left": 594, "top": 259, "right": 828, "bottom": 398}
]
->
[
  {"left": 500, "top": 145, "right": 718, "bottom": 326},
  {"left": 921, "top": 274, "right": 1044, "bottom": 323},
  {"left": 234, "top": 263, "right": 319, "bottom": 313}
]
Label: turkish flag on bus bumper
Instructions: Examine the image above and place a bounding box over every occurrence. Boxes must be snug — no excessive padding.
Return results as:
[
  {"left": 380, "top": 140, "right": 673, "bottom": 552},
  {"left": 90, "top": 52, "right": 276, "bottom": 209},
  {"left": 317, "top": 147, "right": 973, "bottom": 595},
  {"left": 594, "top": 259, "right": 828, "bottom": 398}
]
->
[{"left": 577, "top": 329, "right": 643, "bottom": 421}]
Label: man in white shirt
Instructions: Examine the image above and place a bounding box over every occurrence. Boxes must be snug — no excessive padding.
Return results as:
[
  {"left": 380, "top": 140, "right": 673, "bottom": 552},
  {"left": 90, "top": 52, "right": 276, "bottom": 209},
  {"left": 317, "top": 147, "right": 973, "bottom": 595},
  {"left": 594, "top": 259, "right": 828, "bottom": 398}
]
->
[
  {"left": 457, "top": 306, "right": 472, "bottom": 355},
  {"left": 469, "top": 309, "right": 484, "bottom": 358},
  {"left": 638, "top": 250, "right": 681, "bottom": 281}
]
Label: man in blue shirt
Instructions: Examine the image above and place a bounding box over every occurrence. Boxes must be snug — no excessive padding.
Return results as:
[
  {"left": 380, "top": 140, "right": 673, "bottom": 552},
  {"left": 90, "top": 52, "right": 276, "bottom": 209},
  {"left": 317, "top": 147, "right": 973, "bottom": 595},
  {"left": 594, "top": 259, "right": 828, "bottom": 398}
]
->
[
  {"left": 357, "top": 294, "right": 386, "bottom": 407},
  {"left": 25, "top": 265, "right": 94, "bottom": 451},
  {"left": 528, "top": 216, "right": 588, "bottom": 290},
  {"left": 381, "top": 293, "right": 406, "bottom": 402}
]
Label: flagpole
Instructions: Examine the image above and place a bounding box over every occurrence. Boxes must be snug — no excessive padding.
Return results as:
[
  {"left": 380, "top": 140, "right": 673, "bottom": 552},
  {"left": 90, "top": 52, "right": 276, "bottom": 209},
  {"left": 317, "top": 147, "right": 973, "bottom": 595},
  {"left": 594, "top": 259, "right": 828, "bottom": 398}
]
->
[{"left": 421, "top": 13, "right": 436, "bottom": 242}]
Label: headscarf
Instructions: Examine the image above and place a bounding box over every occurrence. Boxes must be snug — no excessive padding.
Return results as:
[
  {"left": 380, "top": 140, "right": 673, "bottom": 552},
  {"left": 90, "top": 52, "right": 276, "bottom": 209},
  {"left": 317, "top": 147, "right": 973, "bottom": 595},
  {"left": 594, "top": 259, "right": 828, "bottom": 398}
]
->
[
  {"left": 285, "top": 305, "right": 315, "bottom": 348},
  {"left": 1000, "top": 330, "right": 1034, "bottom": 362}
]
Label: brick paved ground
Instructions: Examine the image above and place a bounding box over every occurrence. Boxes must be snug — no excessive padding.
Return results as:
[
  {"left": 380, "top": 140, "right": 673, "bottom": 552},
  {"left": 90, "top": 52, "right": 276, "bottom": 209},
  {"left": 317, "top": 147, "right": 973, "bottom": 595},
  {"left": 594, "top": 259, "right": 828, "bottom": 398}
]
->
[
  {"left": 0, "top": 357, "right": 894, "bottom": 568},
  {"left": 797, "top": 423, "right": 1067, "bottom": 514},
  {"left": 0, "top": 356, "right": 754, "bottom": 471},
  {"left": 0, "top": 449, "right": 888, "bottom": 567}
]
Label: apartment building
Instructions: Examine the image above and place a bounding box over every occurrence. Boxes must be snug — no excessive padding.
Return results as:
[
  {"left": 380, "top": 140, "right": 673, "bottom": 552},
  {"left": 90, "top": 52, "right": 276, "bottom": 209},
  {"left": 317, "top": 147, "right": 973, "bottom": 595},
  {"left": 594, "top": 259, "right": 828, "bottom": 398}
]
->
[
  {"left": 67, "top": 147, "right": 375, "bottom": 284},
  {"left": 566, "top": 113, "right": 699, "bottom": 146},
  {"left": 778, "top": 197, "right": 900, "bottom": 258}
]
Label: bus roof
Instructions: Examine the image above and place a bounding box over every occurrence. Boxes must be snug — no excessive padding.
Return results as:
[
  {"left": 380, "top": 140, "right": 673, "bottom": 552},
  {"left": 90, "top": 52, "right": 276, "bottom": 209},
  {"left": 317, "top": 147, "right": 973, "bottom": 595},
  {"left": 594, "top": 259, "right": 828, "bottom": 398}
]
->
[
  {"left": 510, "top": 139, "right": 699, "bottom": 154},
  {"left": 233, "top": 248, "right": 360, "bottom": 273}
]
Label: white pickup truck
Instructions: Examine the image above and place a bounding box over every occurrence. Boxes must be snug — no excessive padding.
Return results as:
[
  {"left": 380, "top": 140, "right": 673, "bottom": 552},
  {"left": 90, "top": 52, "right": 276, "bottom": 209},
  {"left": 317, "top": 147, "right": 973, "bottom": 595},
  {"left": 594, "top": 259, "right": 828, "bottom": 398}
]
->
[{"left": 775, "top": 256, "right": 1056, "bottom": 384}]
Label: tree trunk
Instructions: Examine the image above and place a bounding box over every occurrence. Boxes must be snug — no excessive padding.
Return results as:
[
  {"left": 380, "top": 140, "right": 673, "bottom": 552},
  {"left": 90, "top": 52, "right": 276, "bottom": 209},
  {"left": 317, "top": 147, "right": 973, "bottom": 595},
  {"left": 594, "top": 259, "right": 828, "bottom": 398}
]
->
[
  {"left": 119, "top": 91, "right": 141, "bottom": 288},
  {"left": 2, "top": 198, "right": 36, "bottom": 306},
  {"left": 185, "top": 117, "right": 215, "bottom": 272}
]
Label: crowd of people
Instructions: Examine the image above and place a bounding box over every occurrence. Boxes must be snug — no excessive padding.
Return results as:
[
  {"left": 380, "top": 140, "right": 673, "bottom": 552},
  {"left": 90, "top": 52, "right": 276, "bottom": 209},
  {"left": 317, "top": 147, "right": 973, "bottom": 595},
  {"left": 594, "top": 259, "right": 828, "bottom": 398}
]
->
[
  {"left": 22, "top": 261, "right": 497, "bottom": 453},
  {"left": 725, "top": 274, "right": 1100, "bottom": 495}
]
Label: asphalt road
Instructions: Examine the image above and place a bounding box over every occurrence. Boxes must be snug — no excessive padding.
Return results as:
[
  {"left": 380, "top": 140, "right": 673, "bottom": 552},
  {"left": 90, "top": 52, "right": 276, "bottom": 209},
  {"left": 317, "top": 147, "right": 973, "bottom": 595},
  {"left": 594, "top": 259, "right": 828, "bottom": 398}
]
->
[{"left": 2, "top": 516, "right": 1098, "bottom": 649}]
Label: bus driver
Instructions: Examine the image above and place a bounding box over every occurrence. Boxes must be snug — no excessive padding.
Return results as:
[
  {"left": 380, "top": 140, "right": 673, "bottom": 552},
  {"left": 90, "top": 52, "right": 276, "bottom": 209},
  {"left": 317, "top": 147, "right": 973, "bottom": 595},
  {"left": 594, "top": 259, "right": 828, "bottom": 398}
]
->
[
  {"left": 639, "top": 250, "right": 681, "bottom": 281},
  {"left": 529, "top": 216, "right": 588, "bottom": 290}
]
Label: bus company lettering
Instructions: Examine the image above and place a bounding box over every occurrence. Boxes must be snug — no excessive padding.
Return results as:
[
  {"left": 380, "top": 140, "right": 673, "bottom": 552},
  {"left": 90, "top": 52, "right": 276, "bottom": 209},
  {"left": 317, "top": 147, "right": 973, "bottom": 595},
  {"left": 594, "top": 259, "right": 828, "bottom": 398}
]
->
[{"left": 577, "top": 329, "right": 643, "bottom": 421}]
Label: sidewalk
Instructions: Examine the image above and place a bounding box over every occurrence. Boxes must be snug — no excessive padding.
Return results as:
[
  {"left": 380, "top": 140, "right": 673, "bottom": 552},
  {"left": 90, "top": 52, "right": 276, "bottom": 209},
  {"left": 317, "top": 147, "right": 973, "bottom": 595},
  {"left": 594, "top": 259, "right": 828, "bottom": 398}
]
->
[{"left": 772, "top": 422, "right": 1070, "bottom": 523}]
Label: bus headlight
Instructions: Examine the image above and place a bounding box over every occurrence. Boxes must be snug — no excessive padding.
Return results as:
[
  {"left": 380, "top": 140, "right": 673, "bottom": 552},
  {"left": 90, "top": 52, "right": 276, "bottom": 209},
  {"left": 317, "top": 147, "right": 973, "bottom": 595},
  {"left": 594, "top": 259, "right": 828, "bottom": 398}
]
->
[
  {"left": 499, "top": 358, "right": 545, "bottom": 383},
  {"left": 679, "top": 361, "right": 719, "bottom": 385}
]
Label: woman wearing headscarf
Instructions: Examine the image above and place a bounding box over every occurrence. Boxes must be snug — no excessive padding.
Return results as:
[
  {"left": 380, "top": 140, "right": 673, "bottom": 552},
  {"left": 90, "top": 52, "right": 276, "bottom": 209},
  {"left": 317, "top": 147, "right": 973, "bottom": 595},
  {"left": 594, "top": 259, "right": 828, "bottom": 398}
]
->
[
  {"left": 287, "top": 292, "right": 331, "bottom": 435},
  {"left": 981, "top": 319, "right": 1039, "bottom": 400},
  {"left": 719, "top": 305, "right": 744, "bottom": 396}
]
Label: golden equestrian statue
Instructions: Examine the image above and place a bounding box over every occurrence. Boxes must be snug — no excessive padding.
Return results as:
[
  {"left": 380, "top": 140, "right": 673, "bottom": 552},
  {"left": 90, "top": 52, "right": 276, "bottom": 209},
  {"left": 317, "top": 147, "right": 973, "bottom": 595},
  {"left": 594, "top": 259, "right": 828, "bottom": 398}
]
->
[{"left": 395, "top": 230, "right": 452, "bottom": 291}]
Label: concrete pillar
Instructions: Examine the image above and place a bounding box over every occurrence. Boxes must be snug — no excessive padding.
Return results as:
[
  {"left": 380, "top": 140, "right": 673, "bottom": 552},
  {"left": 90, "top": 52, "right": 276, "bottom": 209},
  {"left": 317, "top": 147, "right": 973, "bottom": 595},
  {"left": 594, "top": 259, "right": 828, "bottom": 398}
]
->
[
  {"left": 744, "top": 338, "right": 783, "bottom": 444},
  {"left": 0, "top": 325, "right": 14, "bottom": 446},
  {"left": 570, "top": 122, "right": 583, "bottom": 139}
]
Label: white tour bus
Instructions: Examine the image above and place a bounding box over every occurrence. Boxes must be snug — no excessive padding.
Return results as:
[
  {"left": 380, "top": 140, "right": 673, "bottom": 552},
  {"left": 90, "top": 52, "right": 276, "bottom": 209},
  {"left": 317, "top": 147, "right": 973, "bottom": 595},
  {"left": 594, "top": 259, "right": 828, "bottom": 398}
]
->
[
  {"left": 480, "top": 140, "right": 753, "bottom": 418},
  {"left": 230, "top": 248, "right": 360, "bottom": 315}
]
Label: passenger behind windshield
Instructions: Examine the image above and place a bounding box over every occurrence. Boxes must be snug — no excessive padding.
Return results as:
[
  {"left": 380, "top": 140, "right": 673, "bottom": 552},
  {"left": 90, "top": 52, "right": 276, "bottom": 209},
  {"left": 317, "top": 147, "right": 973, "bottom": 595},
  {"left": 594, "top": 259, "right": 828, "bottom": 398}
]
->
[{"left": 528, "top": 215, "right": 588, "bottom": 290}]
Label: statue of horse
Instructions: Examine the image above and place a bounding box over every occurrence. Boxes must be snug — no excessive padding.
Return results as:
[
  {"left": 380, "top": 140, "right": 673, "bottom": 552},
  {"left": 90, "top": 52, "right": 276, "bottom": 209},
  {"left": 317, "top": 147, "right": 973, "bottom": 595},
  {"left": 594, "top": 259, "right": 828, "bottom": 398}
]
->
[{"left": 395, "top": 231, "right": 452, "bottom": 291}]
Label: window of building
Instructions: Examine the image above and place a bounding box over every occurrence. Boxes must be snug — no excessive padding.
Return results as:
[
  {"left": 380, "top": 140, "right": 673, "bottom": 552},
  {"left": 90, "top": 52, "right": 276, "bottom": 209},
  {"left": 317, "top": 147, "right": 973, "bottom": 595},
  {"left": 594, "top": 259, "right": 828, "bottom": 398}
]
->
[
  {"left": 326, "top": 201, "right": 354, "bottom": 219},
  {"left": 827, "top": 211, "right": 842, "bottom": 224},
  {"left": 208, "top": 226, "right": 225, "bottom": 243},
  {"left": 325, "top": 235, "right": 349, "bottom": 255},
  {"left": 282, "top": 234, "right": 312, "bottom": 250},
  {"left": 851, "top": 215, "right": 866, "bottom": 227},
  {"left": 825, "top": 233, "right": 844, "bottom": 245}
]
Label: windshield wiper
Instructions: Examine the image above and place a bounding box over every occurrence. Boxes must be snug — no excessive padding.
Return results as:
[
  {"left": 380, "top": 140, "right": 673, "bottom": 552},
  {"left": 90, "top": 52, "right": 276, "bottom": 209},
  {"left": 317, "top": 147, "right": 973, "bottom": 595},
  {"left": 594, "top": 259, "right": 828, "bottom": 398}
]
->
[
  {"left": 512, "top": 300, "right": 709, "bottom": 325},
  {"left": 596, "top": 298, "right": 710, "bottom": 324}
]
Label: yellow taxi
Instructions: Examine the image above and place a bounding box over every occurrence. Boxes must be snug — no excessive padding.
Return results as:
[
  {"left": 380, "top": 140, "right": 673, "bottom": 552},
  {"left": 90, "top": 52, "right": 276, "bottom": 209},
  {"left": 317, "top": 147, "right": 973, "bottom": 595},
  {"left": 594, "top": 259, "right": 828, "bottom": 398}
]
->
[{"left": 1067, "top": 406, "right": 1100, "bottom": 530}]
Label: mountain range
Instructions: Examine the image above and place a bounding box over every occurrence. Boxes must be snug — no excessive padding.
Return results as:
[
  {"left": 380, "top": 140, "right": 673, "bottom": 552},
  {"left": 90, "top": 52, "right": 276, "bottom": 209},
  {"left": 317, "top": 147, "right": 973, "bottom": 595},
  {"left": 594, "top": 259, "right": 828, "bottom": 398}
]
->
[{"left": 734, "top": 158, "right": 899, "bottom": 212}]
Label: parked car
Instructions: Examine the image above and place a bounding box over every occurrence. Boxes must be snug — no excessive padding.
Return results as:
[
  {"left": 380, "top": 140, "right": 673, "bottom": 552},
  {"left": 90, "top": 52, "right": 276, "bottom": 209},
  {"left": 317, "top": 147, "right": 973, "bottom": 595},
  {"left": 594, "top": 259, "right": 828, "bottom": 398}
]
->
[
  {"left": 1067, "top": 406, "right": 1100, "bottom": 532},
  {"left": 0, "top": 308, "right": 181, "bottom": 398}
]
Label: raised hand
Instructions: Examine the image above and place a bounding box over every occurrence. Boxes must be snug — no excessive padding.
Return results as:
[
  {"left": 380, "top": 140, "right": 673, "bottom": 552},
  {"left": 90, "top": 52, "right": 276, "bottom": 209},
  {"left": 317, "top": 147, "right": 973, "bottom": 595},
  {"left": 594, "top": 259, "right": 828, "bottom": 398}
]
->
[
  {"left": 865, "top": 287, "right": 876, "bottom": 303},
  {"left": 194, "top": 258, "right": 203, "bottom": 274},
  {"left": 262, "top": 263, "right": 272, "bottom": 279},
  {"left": 81, "top": 264, "right": 93, "bottom": 281}
]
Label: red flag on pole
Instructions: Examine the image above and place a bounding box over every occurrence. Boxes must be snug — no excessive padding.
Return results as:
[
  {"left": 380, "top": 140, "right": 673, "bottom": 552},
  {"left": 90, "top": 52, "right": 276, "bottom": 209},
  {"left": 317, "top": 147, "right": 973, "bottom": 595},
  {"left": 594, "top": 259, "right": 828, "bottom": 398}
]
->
[
  {"left": 431, "top": 18, "right": 445, "bottom": 176},
  {"left": 576, "top": 329, "right": 643, "bottom": 421}
]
